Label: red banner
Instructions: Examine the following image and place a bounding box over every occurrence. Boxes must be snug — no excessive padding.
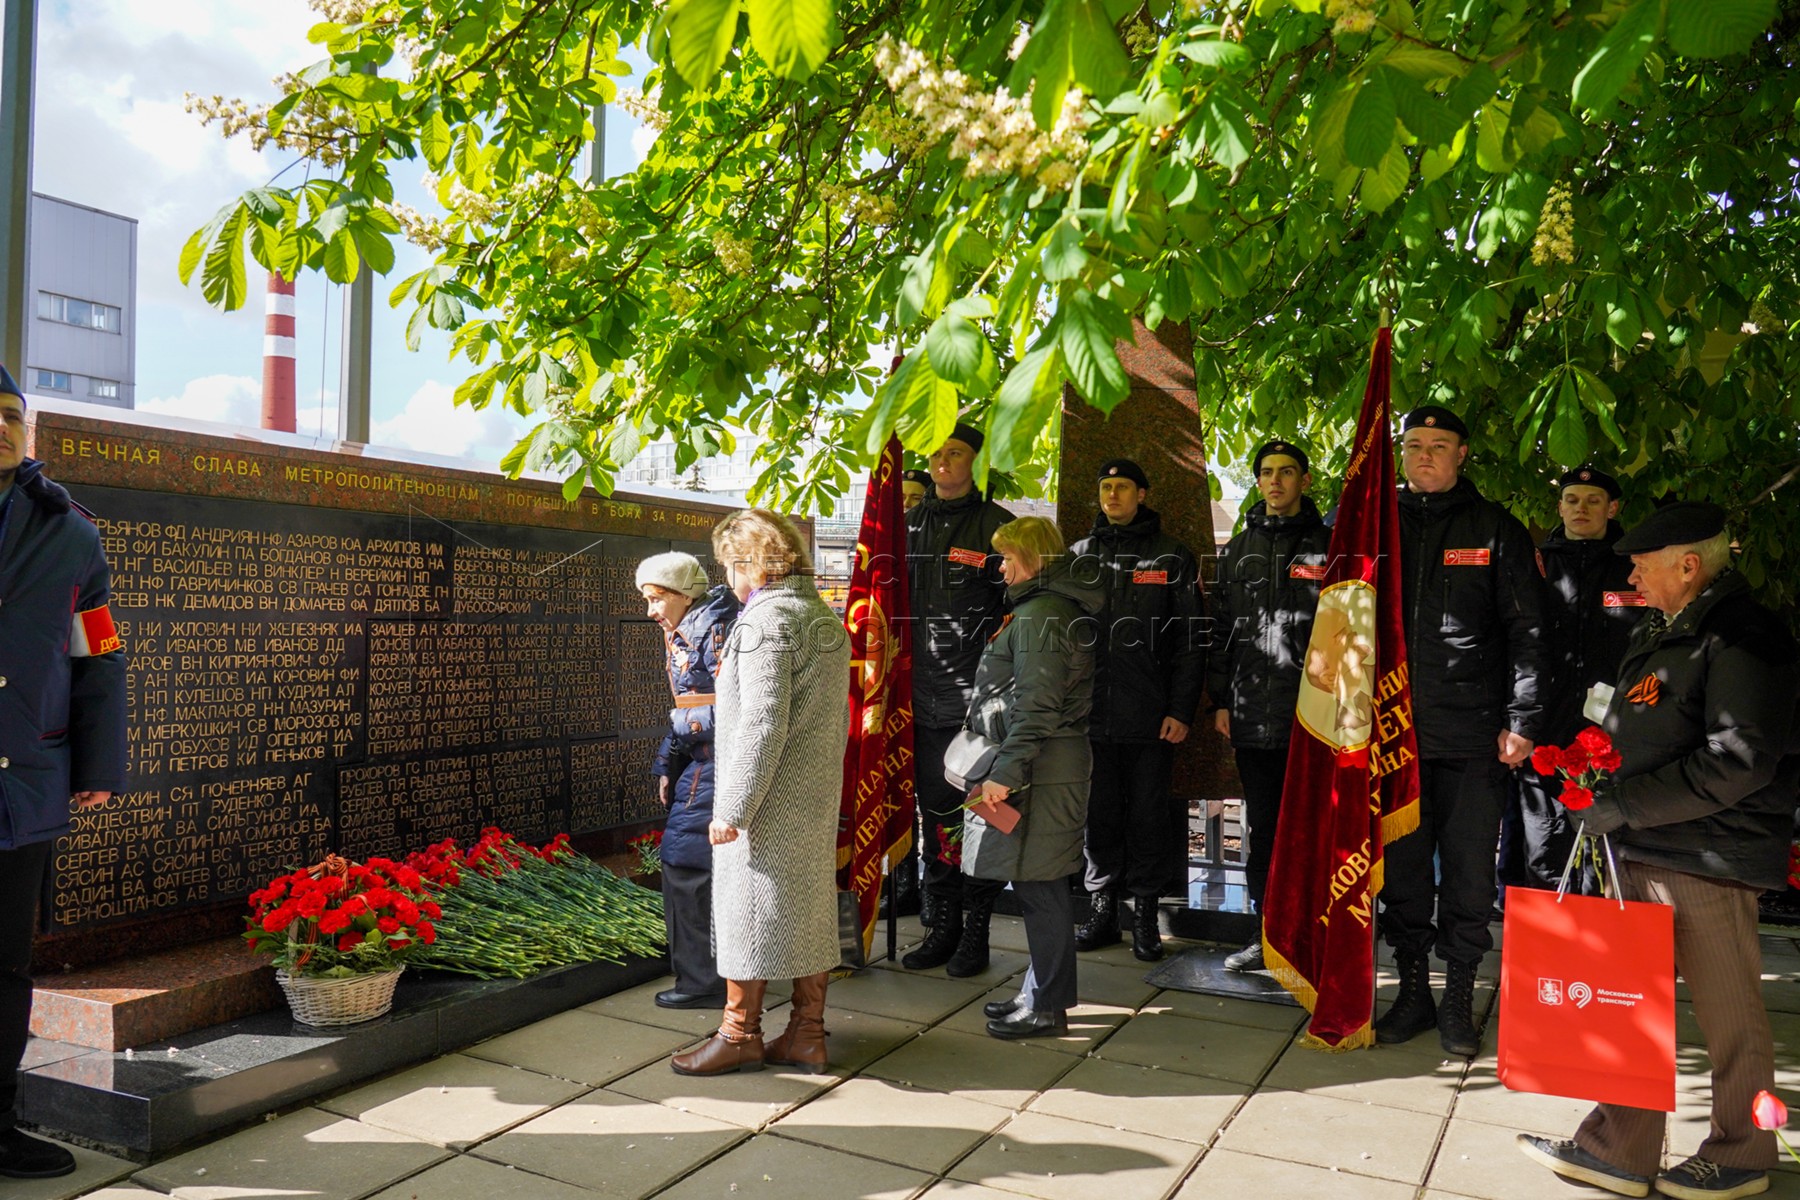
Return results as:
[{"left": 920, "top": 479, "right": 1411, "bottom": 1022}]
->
[
  {"left": 835, "top": 436, "right": 917, "bottom": 957},
  {"left": 1263, "top": 326, "right": 1421, "bottom": 1050}
]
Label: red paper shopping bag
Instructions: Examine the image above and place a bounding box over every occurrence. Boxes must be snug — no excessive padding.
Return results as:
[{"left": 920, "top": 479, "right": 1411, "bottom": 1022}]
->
[{"left": 1498, "top": 887, "right": 1675, "bottom": 1111}]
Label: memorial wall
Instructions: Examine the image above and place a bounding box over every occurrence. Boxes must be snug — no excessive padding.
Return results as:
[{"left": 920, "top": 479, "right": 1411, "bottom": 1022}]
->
[{"left": 25, "top": 409, "right": 737, "bottom": 945}]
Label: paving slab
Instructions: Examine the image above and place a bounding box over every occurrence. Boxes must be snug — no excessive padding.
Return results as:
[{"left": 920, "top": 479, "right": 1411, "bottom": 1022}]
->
[
  {"left": 1453, "top": 1063, "right": 1595, "bottom": 1133},
  {"left": 770, "top": 1075, "right": 1009, "bottom": 1173},
  {"left": 812, "top": 1009, "right": 928, "bottom": 1076},
  {"left": 863, "top": 1029, "right": 1079, "bottom": 1111},
  {"left": 1090, "top": 1011, "right": 1289, "bottom": 1085},
  {"left": 1212, "top": 1089, "right": 1443, "bottom": 1185},
  {"left": 464, "top": 1010, "right": 697, "bottom": 1085},
  {"left": 937, "top": 989, "right": 1129, "bottom": 1055},
  {"left": 9, "top": 1142, "right": 134, "bottom": 1200},
  {"left": 315, "top": 1051, "right": 588, "bottom": 1148},
  {"left": 607, "top": 1053, "right": 840, "bottom": 1130},
  {"left": 1022, "top": 1056, "right": 1246, "bottom": 1144},
  {"left": 475, "top": 1088, "right": 747, "bottom": 1197},
  {"left": 70, "top": 1190, "right": 161, "bottom": 1200},
  {"left": 654, "top": 1131, "right": 932, "bottom": 1200},
  {"left": 1172, "top": 1148, "right": 1417, "bottom": 1199},
  {"left": 1139, "top": 989, "right": 1308, "bottom": 1033},
  {"left": 363, "top": 1154, "right": 600, "bottom": 1200},
  {"left": 947, "top": 1110, "right": 1200, "bottom": 1200},
  {"left": 1259, "top": 1033, "right": 1465, "bottom": 1115},
  {"left": 583, "top": 980, "right": 734, "bottom": 1037},
  {"left": 132, "top": 1107, "right": 449, "bottom": 1199},
  {"left": 1428, "top": 1117, "right": 1622, "bottom": 1200},
  {"left": 827, "top": 968, "right": 991, "bottom": 1026},
  {"left": 916, "top": 1184, "right": 1038, "bottom": 1199},
  {"left": 1065, "top": 961, "right": 1160, "bottom": 1011}
]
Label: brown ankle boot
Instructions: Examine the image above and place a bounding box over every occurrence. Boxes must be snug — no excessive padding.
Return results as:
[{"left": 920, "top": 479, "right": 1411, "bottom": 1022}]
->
[
  {"left": 765, "top": 972, "right": 829, "bottom": 1074},
  {"left": 671, "top": 979, "right": 766, "bottom": 1076}
]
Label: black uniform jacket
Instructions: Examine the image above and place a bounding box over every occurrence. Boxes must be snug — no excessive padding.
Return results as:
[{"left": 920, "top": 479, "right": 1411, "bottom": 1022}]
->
[
  {"left": 1539, "top": 521, "right": 1649, "bottom": 742},
  {"left": 906, "top": 490, "right": 1013, "bottom": 729},
  {"left": 1205, "top": 497, "right": 1331, "bottom": 750},
  {"left": 1067, "top": 505, "right": 1207, "bottom": 743},
  {"left": 1601, "top": 571, "right": 1800, "bottom": 892},
  {"left": 1398, "top": 476, "right": 1550, "bottom": 759}
]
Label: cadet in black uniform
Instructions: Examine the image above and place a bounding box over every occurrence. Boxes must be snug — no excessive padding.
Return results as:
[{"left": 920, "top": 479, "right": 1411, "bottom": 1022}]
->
[
  {"left": 1206, "top": 440, "right": 1331, "bottom": 971},
  {"left": 901, "top": 424, "right": 1013, "bottom": 977},
  {"left": 1068, "top": 459, "right": 1207, "bottom": 962},
  {"left": 1377, "top": 406, "right": 1550, "bottom": 1058}
]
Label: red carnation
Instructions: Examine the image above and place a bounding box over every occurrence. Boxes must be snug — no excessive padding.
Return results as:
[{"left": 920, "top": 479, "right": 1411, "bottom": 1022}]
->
[
  {"left": 1575, "top": 726, "right": 1612, "bottom": 756},
  {"left": 416, "top": 919, "right": 436, "bottom": 945},
  {"left": 336, "top": 932, "right": 363, "bottom": 952},
  {"left": 262, "top": 904, "right": 298, "bottom": 933},
  {"left": 1530, "top": 745, "right": 1563, "bottom": 776},
  {"left": 377, "top": 916, "right": 401, "bottom": 935},
  {"left": 318, "top": 909, "right": 352, "bottom": 935},
  {"left": 1560, "top": 784, "right": 1594, "bottom": 811}
]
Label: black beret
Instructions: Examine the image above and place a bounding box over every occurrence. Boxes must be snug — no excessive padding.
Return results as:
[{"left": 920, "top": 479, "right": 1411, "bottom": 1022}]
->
[
  {"left": 1252, "top": 439, "right": 1310, "bottom": 477},
  {"left": 900, "top": 468, "right": 931, "bottom": 486},
  {"left": 1096, "top": 458, "right": 1150, "bottom": 489},
  {"left": 1558, "top": 466, "right": 1622, "bottom": 500},
  {"left": 0, "top": 364, "right": 22, "bottom": 407},
  {"left": 946, "top": 422, "right": 984, "bottom": 454},
  {"left": 1614, "top": 501, "right": 1727, "bottom": 556},
  {"left": 1400, "top": 405, "right": 1469, "bottom": 439}
]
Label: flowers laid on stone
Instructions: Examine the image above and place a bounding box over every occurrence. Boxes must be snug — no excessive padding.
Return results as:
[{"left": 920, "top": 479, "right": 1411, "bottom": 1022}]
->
[{"left": 244, "top": 855, "right": 440, "bottom": 979}]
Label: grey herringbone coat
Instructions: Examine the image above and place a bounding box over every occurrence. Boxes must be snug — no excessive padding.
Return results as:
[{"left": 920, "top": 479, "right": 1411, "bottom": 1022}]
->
[{"left": 711, "top": 575, "right": 852, "bottom": 980}]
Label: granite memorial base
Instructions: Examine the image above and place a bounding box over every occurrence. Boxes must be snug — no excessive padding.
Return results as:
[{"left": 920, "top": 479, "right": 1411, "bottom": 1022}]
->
[
  {"left": 19, "top": 953, "right": 668, "bottom": 1157},
  {"left": 30, "top": 938, "right": 281, "bottom": 1052}
]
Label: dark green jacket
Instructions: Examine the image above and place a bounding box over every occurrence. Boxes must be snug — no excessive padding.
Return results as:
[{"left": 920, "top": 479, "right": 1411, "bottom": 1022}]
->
[
  {"left": 960, "top": 560, "right": 1103, "bottom": 883},
  {"left": 1597, "top": 571, "right": 1799, "bottom": 891}
]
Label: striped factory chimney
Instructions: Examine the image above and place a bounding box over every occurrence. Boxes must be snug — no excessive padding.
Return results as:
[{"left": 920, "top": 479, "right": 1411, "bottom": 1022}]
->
[{"left": 261, "top": 272, "right": 297, "bottom": 432}]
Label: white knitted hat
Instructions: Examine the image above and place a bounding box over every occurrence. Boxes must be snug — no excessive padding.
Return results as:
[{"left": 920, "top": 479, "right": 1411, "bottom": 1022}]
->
[{"left": 635, "top": 551, "right": 710, "bottom": 598}]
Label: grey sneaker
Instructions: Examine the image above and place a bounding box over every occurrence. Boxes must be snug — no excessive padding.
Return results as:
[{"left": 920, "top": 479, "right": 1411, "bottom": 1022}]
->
[
  {"left": 1654, "top": 1157, "right": 1769, "bottom": 1200},
  {"left": 1515, "top": 1134, "right": 1651, "bottom": 1197}
]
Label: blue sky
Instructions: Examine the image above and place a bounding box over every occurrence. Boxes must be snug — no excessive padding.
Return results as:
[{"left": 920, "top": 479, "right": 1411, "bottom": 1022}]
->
[{"left": 33, "top": 0, "right": 650, "bottom": 464}]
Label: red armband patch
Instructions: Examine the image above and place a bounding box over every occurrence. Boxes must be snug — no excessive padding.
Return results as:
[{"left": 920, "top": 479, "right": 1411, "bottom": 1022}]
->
[
  {"left": 1603, "top": 591, "right": 1648, "bottom": 608},
  {"left": 1289, "top": 562, "right": 1326, "bottom": 580},
  {"left": 1131, "top": 569, "right": 1169, "bottom": 585},
  {"left": 71, "top": 604, "right": 121, "bottom": 657},
  {"left": 947, "top": 547, "right": 988, "bottom": 568},
  {"left": 1443, "top": 548, "right": 1491, "bottom": 566}
]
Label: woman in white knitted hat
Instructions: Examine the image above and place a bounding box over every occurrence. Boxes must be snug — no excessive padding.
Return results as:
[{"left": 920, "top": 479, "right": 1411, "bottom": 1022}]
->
[{"left": 637, "top": 550, "right": 740, "bottom": 1010}]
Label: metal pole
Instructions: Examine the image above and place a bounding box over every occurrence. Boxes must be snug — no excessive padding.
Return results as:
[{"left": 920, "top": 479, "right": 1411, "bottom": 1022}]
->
[
  {"left": 337, "top": 273, "right": 371, "bottom": 443},
  {"left": 586, "top": 102, "right": 606, "bottom": 185},
  {"left": 0, "top": 0, "right": 37, "bottom": 374}
]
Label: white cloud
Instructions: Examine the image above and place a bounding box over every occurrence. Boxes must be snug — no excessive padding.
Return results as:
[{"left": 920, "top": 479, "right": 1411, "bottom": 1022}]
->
[
  {"left": 371, "top": 380, "right": 529, "bottom": 462},
  {"left": 137, "top": 373, "right": 262, "bottom": 425}
]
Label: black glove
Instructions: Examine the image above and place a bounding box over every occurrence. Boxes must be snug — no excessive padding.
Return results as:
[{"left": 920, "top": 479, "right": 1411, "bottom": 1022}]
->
[{"left": 1579, "top": 792, "right": 1627, "bottom": 837}]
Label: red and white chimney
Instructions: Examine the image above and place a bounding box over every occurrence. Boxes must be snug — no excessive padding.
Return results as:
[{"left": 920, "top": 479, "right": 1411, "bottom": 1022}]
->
[{"left": 261, "top": 272, "right": 297, "bottom": 432}]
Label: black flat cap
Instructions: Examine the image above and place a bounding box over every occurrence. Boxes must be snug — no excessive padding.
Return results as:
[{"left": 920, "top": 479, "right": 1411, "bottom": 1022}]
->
[
  {"left": 1614, "top": 501, "right": 1727, "bottom": 555},
  {"left": 1559, "top": 466, "right": 1622, "bottom": 499},
  {"left": 1096, "top": 458, "right": 1149, "bottom": 489},
  {"left": 946, "top": 422, "right": 984, "bottom": 454},
  {"left": 1252, "top": 439, "right": 1310, "bottom": 476},
  {"left": 1400, "top": 405, "right": 1469, "bottom": 439}
]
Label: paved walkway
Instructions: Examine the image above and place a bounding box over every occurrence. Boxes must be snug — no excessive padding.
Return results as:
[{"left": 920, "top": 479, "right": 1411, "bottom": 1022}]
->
[{"left": 21, "top": 915, "right": 1800, "bottom": 1200}]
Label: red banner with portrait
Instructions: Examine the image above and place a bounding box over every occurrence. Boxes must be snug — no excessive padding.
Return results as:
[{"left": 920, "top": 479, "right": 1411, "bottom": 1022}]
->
[
  {"left": 835, "top": 436, "right": 917, "bottom": 957},
  {"left": 1263, "top": 326, "right": 1421, "bottom": 1050}
]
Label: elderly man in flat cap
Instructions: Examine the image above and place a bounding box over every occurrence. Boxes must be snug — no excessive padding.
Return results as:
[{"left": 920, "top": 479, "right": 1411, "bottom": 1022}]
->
[
  {"left": 1068, "top": 458, "right": 1207, "bottom": 961},
  {"left": 1379, "top": 406, "right": 1550, "bottom": 1058},
  {"left": 902, "top": 422, "right": 1013, "bottom": 977},
  {"left": 1505, "top": 466, "right": 1650, "bottom": 892},
  {"left": 1518, "top": 501, "right": 1798, "bottom": 1200}
]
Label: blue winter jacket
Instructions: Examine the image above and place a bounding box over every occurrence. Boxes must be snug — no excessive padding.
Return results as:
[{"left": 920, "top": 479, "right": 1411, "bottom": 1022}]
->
[
  {"left": 0, "top": 459, "right": 129, "bottom": 849},
  {"left": 651, "top": 585, "right": 738, "bottom": 870}
]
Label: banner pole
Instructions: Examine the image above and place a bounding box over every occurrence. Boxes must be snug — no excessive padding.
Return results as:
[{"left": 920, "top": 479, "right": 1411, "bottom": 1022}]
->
[{"left": 886, "top": 866, "right": 898, "bottom": 961}]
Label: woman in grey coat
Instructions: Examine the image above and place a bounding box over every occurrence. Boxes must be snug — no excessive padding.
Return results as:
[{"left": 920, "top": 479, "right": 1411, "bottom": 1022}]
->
[
  {"left": 670, "top": 509, "right": 851, "bottom": 1077},
  {"left": 960, "top": 517, "right": 1103, "bottom": 1039}
]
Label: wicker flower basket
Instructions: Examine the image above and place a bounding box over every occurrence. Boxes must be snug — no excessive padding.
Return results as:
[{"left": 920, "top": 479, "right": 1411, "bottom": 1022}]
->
[{"left": 276, "top": 967, "right": 404, "bottom": 1026}]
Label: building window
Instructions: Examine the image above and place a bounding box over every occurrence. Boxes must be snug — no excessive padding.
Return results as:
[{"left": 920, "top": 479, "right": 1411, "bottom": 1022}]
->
[
  {"left": 36, "top": 291, "right": 122, "bottom": 334},
  {"left": 34, "top": 369, "right": 71, "bottom": 392},
  {"left": 89, "top": 378, "right": 119, "bottom": 400}
]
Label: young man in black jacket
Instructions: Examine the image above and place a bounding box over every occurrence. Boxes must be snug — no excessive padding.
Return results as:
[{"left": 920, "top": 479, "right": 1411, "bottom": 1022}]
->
[
  {"left": 0, "top": 370, "right": 128, "bottom": 1179},
  {"left": 1505, "top": 466, "right": 1647, "bottom": 890},
  {"left": 901, "top": 424, "right": 1013, "bottom": 977},
  {"left": 1378, "top": 406, "right": 1549, "bottom": 1058},
  {"left": 1518, "top": 502, "right": 1796, "bottom": 1200},
  {"left": 1067, "top": 459, "right": 1206, "bottom": 961},
  {"left": 1205, "top": 441, "right": 1331, "bottom": 971}
]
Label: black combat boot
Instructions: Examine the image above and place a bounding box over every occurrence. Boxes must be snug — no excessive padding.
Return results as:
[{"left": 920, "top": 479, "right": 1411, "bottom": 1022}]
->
[
  {"left": 1374, "top": 951, "right": 1437, "bottom": 1044},
  {"left": 1074, "top": 889, "right": 1121, "bottom": 951},
  {"left": 946, "top": 898, "right": 993, "bottom": 977},
  {"left": 1131, "top": 896, "right": 1163, "bottom": 962},
  {"left": 1438, "top": 957, "right": 1484, "bottom": 1057},
  {"left": 901, "top": 900, "right": 961, "bottom": 970}
]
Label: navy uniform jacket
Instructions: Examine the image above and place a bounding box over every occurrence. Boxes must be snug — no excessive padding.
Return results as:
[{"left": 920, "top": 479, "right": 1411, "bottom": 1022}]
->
[{"left": 0, "top": 458, "right": 128, "bottom": 849}]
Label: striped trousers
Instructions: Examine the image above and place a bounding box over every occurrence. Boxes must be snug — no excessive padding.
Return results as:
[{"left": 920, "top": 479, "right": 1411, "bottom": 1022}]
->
[{"left": 1575, "top": 860, "right": 1777, "bottom": 1175}]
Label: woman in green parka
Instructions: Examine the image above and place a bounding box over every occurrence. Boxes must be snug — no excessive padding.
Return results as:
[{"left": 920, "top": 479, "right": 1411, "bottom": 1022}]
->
[{"left": 959, "top": 516, "right": 1105, "bottom": 1039}]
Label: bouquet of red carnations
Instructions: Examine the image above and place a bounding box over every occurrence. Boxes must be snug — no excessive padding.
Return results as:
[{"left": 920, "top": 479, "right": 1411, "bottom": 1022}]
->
[
  {"left": 244, "top": 855, "right": 441, "bottom": 979},
  {"left": 1529, "top": 726, "right": 1626, "bottom": 893}
]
